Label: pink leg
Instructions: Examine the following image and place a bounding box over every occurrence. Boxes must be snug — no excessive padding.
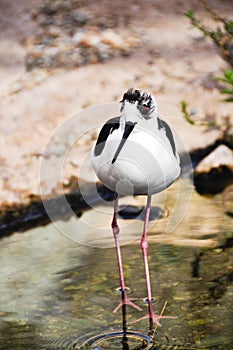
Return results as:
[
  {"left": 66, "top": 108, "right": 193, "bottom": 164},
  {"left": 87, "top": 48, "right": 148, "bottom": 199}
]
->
[
  {"left": 132, "top": 195, "right": 176, "bottom": 330},
  {"left": 141, "top": 195, "right": 154, "bottom": 329},
  {"left": 112, "top": 193, "right": 142, "bottom": 313}
]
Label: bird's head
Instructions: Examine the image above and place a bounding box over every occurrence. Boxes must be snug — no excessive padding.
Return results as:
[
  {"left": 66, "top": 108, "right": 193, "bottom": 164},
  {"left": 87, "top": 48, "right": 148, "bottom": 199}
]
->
[
  {"left": 111, "top": 89, "right": 158, "bottom": 164},
  {"left": 120, "top": 88, "right": 157, "bottom": 123}
]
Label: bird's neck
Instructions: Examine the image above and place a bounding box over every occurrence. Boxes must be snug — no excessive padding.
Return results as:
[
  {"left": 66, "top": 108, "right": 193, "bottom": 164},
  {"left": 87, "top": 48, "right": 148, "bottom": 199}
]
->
[{"left": 120, "top": 110, "right": 158, "bottom": 130}]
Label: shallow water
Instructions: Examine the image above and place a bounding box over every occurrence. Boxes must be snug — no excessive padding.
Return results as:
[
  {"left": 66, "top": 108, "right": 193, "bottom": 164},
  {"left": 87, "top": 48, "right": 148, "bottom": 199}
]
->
[{"left": 0, "top": 183, "right": 232, "bottom": 349}]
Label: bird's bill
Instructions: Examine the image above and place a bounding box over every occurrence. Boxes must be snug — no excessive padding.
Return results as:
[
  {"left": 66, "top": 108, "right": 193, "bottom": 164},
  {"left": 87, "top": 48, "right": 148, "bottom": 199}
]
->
[{"left": 111, "top": 121, "right": 137, "bottom": 164}]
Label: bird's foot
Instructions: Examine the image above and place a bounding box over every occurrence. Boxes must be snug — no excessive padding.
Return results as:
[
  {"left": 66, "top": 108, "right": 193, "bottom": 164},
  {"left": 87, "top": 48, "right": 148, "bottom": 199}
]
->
[
  {"left": 113, "top": 297, "right": 142, "bottom": 313},
  {"left": 131, "top": 312, "right": 177, "bottom": 327}
]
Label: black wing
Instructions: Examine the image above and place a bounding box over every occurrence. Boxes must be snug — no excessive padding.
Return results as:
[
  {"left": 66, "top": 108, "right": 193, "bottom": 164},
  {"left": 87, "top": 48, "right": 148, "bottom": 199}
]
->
[
  {"left": 94, "top": 116, "right": 120, "bottom": 156},
  {"left": 157, "top": 117, "right": 176, "bottom": 156}
]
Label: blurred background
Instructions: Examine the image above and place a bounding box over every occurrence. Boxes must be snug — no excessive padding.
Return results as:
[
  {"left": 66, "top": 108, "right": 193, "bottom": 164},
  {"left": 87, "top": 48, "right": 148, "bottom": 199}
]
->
[{"left": 0, "top": 0, "right": 232, "bottom": 206}]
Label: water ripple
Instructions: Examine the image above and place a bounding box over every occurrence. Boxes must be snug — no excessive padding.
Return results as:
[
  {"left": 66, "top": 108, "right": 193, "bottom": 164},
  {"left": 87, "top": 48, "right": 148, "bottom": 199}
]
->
[
  {"left": 45, "top": 327, "right": 197, "bottom": 349},
  {"left": 46, "top": 329, "right": 153, "bottom": 349}
]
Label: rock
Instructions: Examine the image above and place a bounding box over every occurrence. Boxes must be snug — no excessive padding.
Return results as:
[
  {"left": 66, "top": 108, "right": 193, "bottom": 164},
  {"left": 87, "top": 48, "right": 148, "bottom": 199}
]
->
[
  {"left": 41, "top": 4, "right": 58, "bottom": 16},
  {"left": 46, "top": 26, "right": 61, "bottom": 38},
  {"left": 194, "top": 145, "right": 233, "bottom": 195},
  {"left": 195, "top": 145, "right": 233, "bottom": 173},
  {"left": 24, "top": 2, "right": 142, "bottom": 71},
  {"left": 41, "top": 1, "right": 70, "bottom": 16},
  {"left": 79, "top": 32, "right": 101, "bottom": 48},
  {"left": 101, "top": 30, "right": 125, "bottom": 50},
  {"left": 70, "top": 10, "right": 90, "bottom": 26}
]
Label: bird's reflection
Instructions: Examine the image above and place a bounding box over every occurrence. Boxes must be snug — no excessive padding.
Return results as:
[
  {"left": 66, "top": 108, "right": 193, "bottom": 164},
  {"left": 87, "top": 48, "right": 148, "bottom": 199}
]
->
[
  {"left": 120, "top": 300, "right": 151, "bottom": 350},
  {"left": 121, "top": 303, "right": 129, "bottom": 350}
]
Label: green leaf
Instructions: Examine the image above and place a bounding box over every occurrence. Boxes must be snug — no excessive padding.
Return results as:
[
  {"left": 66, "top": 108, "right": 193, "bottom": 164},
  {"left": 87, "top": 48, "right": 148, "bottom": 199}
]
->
[
  {"left": 180, "top": 100, "right": 195, "bottom": 125},
  {"left": 221, "top": 88, "right": 233, "bottom": 94},
  {"left": 185, "top": 10, "right": 195, "bottom": 19},
  {"left": 216, "top": 69, "right": 233, "bottom": 94},
  {"left": 225, "top": 20, "right": 233, "bottom": 35},
  {"left": 224, "top": 69, "right": 233, "bottom": 85},
  {"left": 216, "top": 77, "right": 231, "bottom": 84},
  {"left": 181, "top": 100, "right": 188, "bottom": 110},
  {"left": 208, "top": 121, "right": 217, "bottom": 127},
  {"left": 224, "top": 97, "right": 233, "bottom": 102}
]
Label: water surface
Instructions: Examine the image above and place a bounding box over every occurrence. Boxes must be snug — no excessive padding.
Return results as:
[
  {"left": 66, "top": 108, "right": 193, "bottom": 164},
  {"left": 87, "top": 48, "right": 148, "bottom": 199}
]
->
[{"left": 0, "top": 184, "right": 232, "bottom": 349}]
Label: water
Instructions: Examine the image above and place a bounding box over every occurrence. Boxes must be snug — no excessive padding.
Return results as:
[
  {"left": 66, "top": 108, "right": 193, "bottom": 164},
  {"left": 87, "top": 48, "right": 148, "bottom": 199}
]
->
[{"left": 0, "top": 183, "right": 232, "bottom": 349}]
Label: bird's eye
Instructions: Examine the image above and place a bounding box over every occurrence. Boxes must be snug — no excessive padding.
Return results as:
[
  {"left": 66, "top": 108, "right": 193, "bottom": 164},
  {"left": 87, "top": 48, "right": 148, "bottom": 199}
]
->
[{"left": 137, "top": 104, "right": 150, "bottom": 116}]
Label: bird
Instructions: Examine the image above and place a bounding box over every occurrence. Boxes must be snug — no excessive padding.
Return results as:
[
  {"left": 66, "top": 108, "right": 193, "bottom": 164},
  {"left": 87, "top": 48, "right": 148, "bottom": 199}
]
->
[{"left": 91, "top": 88, "right": 181, "bottom": 330}]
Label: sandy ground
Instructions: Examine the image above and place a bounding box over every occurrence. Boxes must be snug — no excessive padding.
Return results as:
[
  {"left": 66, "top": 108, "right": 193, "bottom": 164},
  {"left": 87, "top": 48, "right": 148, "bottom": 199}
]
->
[{"left": 0, "top": 0, "right": 232, "bottom": 207}]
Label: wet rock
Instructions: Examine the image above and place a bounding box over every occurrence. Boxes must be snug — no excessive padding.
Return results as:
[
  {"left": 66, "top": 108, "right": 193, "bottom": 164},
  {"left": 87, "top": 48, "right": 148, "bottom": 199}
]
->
[{"left": 194, "top": 145, "right": 233, "bottom": 195}]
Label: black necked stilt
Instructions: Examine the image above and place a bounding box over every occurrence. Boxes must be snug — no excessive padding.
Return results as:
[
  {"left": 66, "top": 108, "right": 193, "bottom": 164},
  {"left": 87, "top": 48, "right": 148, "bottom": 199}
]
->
[{"left": 91, "top": 88, "right": 180, "bottom": 329}]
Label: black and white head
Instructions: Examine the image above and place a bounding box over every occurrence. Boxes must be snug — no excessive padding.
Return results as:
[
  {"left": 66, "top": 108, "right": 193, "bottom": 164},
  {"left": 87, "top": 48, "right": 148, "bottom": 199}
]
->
[
  {"left": 111, "top": 89, "right": 157, "bottom": 164},
  {"left": 120, "top": 88, "right": 157, "bottom": 122}
]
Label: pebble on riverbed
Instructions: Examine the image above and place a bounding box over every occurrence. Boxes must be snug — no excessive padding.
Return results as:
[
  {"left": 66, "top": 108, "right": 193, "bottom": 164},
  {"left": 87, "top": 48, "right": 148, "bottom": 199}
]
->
[{"left": 194, "top": 145, "right": 233, "bottom": 194}]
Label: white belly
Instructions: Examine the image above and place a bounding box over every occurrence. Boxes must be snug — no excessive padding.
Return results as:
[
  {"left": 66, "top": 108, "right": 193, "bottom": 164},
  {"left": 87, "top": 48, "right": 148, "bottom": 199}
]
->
[{"left": 91, "top": 129, "right": 180, "bottom": 195}]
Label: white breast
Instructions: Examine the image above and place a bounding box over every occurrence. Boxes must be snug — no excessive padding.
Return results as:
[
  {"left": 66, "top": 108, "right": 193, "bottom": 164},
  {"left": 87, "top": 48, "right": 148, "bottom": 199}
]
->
[{"left": 91, "top": 126, "right": 180, "bottom": 196}]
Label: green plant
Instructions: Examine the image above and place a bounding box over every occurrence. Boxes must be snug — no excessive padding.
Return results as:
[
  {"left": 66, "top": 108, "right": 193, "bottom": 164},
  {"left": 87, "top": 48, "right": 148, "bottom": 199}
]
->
[
  {"left": 185, "top": 1, "right": 233, "bottom": 68},
  {"left": 180, "top": 101, "right": 195, "bottom": 125},
  {"left": 180, "top": 101, "right": 216, "bottom": 127},
  {"left": 182, "top": 1, "right": 232, "bottom": 138},
  {"left": 216, "top": 69, "right": 233, "bottom": 102}
]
